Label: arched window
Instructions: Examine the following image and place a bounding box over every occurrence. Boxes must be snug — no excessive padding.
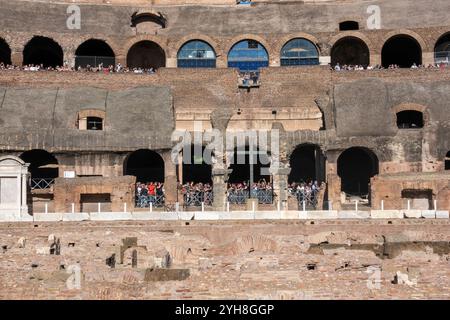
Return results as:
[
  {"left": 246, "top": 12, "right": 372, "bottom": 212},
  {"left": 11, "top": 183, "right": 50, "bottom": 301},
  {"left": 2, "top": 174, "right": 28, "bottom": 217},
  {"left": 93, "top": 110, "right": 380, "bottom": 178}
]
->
[
  {"left": 75, "top": 39, "right": 115, "bottom": 68},
  {"left": 396, "top": 110, "right": 424, "bottom": 129},
  {"left": 331, "top": 37, "right": 370, "bottom": 66},
  {"left": 382, "top": 35, "right": 422, "bottom": 68},
  {"left": 23, "top": 36, "right": 63, "bottom": 68},
  {"left": 289, "top": 144, "right": 326, "bottom": 184},
  {"left": 127, "top": 41, "right": 166, "bottom": 69},
  {"left": 177, "top": 145, "right": 212, "bottom": 183},
  {"left": 339, "top": 21, "right": 359, "bottom": 31},
  {"left": 228, "top": 39, "right": 269, "bottom": 72},
  {"left": 77, "top": 110, "right": 105, "bottom": 131},
  {"left": 177, "top": 40, "right": 216, "bottom": 68},
  {"left": 435, "top": 33, "right": 450, "bottom": 65},
  {"left": 280, "top": 38, "right": 319, "bottom": 66},
  {"left": 124, "top": 149, "right": 165, "bottom": 183},
  {"left": 445, "top": 151, "right": 450, "bottom": 170},
  {"left": 0, "top": 38, "right": 11, "bottom": 65}
]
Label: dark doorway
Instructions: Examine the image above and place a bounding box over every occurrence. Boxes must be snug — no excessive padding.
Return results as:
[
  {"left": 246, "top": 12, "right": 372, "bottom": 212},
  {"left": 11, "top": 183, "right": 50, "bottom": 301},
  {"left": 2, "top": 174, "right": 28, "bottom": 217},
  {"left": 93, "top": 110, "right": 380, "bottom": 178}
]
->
[
  {"left": 382, "top": 35, "right": 422, "bottom": 68},
  {"left": 75, "top": 39, "right": 115, "bottom": 68},
  {"left": 445, "top": 151, "right": 450, "bottom": 170},
  {"left": 228, "top": 146, "right": 271, "bottom": 184},
  {"left": 124, "top": 149, "right": 165, "bottom": 183},
  {"left": 337, "top": 147, "right": 379, "bottom": 196},
  {"left": 178, "top": 145, "right": 212, "bottom": 184},
  {"left": 126, "top": 41, "right": 166, "bottom": 69},
  {"left": 20, "top": 149, "right": 59, "bottom": 180},
  {"left": 0, "top": 38, "right": 11, "bottom": 65},
  {"left": 401, "top": 189, "right": 433, "bottom": 210},
  {"left": 396, "top": 110, "right": 424, "bottom": 129},
  {"left": 289, "top": 144, "right": 325, "bottom": 184},
  {"left": 331, "top": 37, "right": 370, "bottom": 66},
  {"left": 23, "top": 36, "right": 63, "bottom": 68}
]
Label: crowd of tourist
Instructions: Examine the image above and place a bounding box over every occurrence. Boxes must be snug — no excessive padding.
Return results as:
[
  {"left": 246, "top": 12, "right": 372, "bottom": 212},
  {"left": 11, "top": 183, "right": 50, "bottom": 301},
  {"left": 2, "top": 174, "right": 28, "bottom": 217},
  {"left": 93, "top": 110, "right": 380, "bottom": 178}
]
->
[
  {"left": 135, "top": 182, "right": 165, "bottom": 207},
  {"left": 180, "top": 182, "right": 213, "bottom": 206},
  {"left": 332, "top": 62, "right": 448, "bottom": 71},
  {"left": 0, "top": 62, "right": 157, "bottom": 74},
  {"left": 288, "top": 181, "right": 322, "bottom": 207},
  {"left": 227, "top": 180, "right": 273, "bottom": 204}
]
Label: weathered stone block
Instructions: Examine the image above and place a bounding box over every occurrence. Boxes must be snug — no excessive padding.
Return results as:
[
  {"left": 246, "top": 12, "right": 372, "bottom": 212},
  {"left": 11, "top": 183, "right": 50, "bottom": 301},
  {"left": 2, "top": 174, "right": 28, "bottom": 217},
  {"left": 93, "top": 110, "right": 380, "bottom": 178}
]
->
[
  {"left": 144, "top": 268, "right": 190, "bottom": 282},
  {"left": 338, "top": 211, "right": 370, "bottom": 219},
  {"left": 33, "top": 213, "right": 63, "bottom": 222},
  {"left": 306, "top": 211, "right": 338, "bottom": 219},
  {"left": 62, "top": 213, "right": 90, "bottom": 222},
  {"left": 402, "top": 210, "right": 422, "bottom": 219},
  {"left": 370, "top": 210, "right": 403, "bottom": 219},
  {"left": 421, "top": 210, "right": 436, "bottom": 219},
  {"left": 90, "top": 212, "right": 133, "bottom": 221},
  {"left": 436, "top": 211, "right": 450, "bottom": 219}
]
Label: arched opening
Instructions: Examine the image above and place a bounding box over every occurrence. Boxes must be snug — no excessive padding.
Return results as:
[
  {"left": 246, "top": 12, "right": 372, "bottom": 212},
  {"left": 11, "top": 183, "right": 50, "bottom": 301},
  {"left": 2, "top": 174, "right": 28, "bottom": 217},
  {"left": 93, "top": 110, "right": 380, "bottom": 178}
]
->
[
  {"left": 228, "top": 39, "right": 269, "bottom": 72},
  {"left": 339, "top": 21, "right": 359, "bottom": 31},
  {"left": 435, "top": 33, "right": 450, "bottom": 65},
  {"left": 396, "top": 110, "right": 424, "bottom": 129},
  {"left": 75, "top": 39, "right": 115, "bottom": 69},
  {"left": 382, "top": 35, "right": 422, "bottom": 68},
  {"left": 288, "top": 144, "right": 326, "bottom": 184},
  {"left": 280, "top": 38, "right": 319, "bottom": 66},
  {"left": 178, "top": 145, "right": 212, "bottom": 184},
  {"left": 0, "top": 38, "right": 11, "bottom": 65},
  {"left": 177, "top": 40, "right": 216, "bottom": 68},
  {"left": 124, "top": 149, "right": 164, "bottom": 183},
  {"left": 23, "top": 36, "right": 63, "bottom": 68},
  {"left": 126, "top": 41, "right": 166, "bottom": 69},
  {"left": 337, "top": 147, "right": 379, "bottom": 197},
  {"left": 20, "top": 150, "right": 58, "bottom": 190},
  {"left": 228, "top": 146, "right": 271, "bottom": 184},
  {"left": 445, "top": 151, "right": 450, "bottom": 170},
  {"left": 331, "top": 37, "right": 370, "bottom": 67}
]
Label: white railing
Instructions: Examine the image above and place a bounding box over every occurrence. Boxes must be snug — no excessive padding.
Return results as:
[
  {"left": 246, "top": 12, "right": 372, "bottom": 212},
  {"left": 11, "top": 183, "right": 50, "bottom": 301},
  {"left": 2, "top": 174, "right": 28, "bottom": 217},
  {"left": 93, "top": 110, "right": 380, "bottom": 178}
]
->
[{"left": 30, "top": 178, "right": 55, "bottom": 190}]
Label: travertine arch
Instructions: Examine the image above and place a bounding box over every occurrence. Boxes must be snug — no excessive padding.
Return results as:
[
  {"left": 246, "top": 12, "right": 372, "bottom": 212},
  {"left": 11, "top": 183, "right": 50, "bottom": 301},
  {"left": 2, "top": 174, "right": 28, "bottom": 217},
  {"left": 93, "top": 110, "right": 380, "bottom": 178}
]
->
[
  {"left": 275, "top": 33, "right": 322, "bottom": 61},
  {"left": 392, "top": 103, "right": 430, "bottom": 126},
  {"left": 329, "top": 32, "right": 374, "bottom": 54},
  {"left": 224, "top": 34, "right": 272, "bottom": 65},
  {"left": 72, "top": 36, "right": 121, "bottom": 58},
  {"left": 433, "top": 31, "right": 450, "bottom": 50},
  {"left": 379, "top": 29, "right": 428, "bottom": 52},
  {"left": 171, "top": 34, "right": 222, "bottom": 60},
  {"left": 121, "top": 35, "right": 169, "bottom": 59}
]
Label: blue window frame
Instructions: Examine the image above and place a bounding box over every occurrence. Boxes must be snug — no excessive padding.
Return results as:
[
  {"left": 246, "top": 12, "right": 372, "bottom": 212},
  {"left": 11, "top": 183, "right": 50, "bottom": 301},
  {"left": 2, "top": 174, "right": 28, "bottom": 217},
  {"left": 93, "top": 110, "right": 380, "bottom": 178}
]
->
[
  {"left": 177, "top": 40, "right": 216, "bottom": 68},
  {"left": 228, "top": 40, "right": 269, "bottom": 72},
  {"left": 280, "top": 38, "right": 319, "bottom": 66}
]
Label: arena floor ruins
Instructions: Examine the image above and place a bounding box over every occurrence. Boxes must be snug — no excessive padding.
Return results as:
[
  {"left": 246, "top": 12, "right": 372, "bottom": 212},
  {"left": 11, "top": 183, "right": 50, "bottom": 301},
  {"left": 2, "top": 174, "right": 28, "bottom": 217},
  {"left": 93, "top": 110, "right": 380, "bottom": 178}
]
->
[{"left": 0, "top": 219, "right": 449, "bottom": 300}]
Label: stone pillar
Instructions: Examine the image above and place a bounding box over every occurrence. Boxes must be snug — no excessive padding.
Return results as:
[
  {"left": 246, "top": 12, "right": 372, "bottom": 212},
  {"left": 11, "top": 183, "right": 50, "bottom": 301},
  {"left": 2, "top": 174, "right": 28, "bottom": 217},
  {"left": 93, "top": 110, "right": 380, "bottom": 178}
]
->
[
  {"left": 212, "top": 168, "right": 227, "bottom": 211},
  {"left": 11, "top": 51, "right": 23, "bottom": 66},
  {"left": 20, "top": 172, "right": 29, "bottom": 215},
  {"left": 162, "top": 151, "right": 178, "bottom": 204},
  {"left": 370, "top": 53, "right": 381, "bottom": 66},
  {"left": 270, "top": 166, "right": 291, "bottom": 209},
  {"left": 422, "top": 52, "right": 435, "bottom": 66}
]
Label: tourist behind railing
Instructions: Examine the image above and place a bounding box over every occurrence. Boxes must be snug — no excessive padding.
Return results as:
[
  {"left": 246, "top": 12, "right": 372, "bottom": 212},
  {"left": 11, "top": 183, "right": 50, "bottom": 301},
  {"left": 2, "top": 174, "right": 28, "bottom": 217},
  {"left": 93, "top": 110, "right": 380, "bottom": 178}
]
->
[
  {"left": 180, "top": 182, "right": 213, "bottom": 206},
  {"left": 288, "top": 181, "right": 322, "bottom": 207},
  {"left": 135, "top": 182, "right": 165, "bottom": 208},
  {"left": 331, "top": 62, "right": 448, "bottom": 71},
  {"left": 227, "top": 180, "right": 273, "bottom": 204},
  {"left": 239, "top": 71, "right": 259, "bottom": 86}
]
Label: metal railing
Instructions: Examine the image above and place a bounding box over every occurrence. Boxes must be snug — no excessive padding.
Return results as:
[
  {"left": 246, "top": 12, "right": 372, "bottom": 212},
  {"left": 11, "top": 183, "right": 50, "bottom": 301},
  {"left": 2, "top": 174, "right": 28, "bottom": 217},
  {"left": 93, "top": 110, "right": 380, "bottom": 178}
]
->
[
  {"left": 75, "top": 56, "right": 116, "bottom": 69},
  {"left": 30, "top": 178, "right": 55, "bottom": 190},
  {"left": 435, "top": 51, "right": 450, "bottom": 65},
  {"left": 290, "top": 189, "right": 319, "bottom": 209},
  {"left": 227, "top": 189, "right": 274, "bottom": 205},
  {"left": 135, "top": 194, "right": 165, "bottom": 208},
  {"left": 183, "top": 191, "right": 213, "bottom": 207}
]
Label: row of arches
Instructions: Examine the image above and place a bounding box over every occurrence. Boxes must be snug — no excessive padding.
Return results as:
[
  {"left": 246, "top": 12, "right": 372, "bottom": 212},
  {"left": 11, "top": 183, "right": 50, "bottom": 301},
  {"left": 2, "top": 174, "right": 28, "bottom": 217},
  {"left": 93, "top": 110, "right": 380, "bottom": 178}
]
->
[
  {"left": 18, "top": 148, "right": 450, "bottom": 198},
  {"left": 2, "top": 32, "right": 450, "bottom": 70}
]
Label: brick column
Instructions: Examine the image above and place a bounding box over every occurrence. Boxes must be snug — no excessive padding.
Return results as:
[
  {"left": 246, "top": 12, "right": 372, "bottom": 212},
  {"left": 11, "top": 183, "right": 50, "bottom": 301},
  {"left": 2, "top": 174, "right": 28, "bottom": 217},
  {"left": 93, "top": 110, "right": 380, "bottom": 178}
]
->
[
  {"left": 212, "top": 168, "right": 227, "bottom": 211},
  {"left": 270, "top": 166, "right": 291, "bottom": 209},
  {"left": 11, "top": 51, "right": 23, "bottom": 66}
]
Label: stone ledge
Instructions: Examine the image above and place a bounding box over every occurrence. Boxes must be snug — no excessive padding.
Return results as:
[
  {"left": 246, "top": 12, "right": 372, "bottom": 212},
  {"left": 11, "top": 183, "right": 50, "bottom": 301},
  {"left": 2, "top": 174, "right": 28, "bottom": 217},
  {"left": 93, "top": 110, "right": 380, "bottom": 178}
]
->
[
  {"left": 62, "top": 213, "right": 90, "bottom": 222},
  {"left": 370, "top": 210, "right": 404, "bottom": 219},
  {"left": 338, "top": 211, "right": 371, "bottom": 219},
  {"left": 402, "top": 210, "right": 422, "bottom": 218},
  {"left": 33, "top": 213, "right": 63, "bottom": 222},
  {"left": 421, "top": 210, "right": 437, "bottom": 219},
  {"left": 89, "top": 212, "right": 133, "bottom": 221},
  {"left": 306, "top": 211, "right": 339, "bottom": 219},
  {"left": 436, "top": 211, "right": 450, "bottom": 219}
]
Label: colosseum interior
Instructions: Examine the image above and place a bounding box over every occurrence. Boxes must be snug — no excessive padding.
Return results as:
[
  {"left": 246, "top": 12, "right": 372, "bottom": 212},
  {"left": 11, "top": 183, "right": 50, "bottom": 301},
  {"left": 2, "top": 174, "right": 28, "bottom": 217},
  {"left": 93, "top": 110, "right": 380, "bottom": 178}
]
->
[{"left": 0, "top": 0, "right": 449, "bottom": 300}]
